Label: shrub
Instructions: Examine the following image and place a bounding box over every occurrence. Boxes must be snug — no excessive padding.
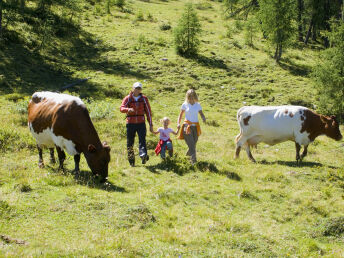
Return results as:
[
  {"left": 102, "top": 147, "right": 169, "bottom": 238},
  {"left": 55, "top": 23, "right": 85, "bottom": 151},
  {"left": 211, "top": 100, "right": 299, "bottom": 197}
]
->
[
  {"left": 322, "top": 217, "right": 344, "bottom": 237},
  {"left": 114, "top": 0, "right": 125, "bottom": 10},
  {"left": 160, "top": 23, "right": 171, "bottom": 31},
  {"left": 147, "top": 12, "right": 154, "bottom": 22},
  {"left": 174, "top": 3, "right": 201, "bottom": 56},
  {"left": 135, "top": 10, "right": 144, "bottom": 21}
]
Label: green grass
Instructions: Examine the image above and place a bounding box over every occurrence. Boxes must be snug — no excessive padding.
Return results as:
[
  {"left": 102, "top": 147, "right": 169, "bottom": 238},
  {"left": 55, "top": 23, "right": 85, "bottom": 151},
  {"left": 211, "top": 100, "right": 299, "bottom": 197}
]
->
[{"left": 1, "top": 0, "right": 344, "bottom": 256}]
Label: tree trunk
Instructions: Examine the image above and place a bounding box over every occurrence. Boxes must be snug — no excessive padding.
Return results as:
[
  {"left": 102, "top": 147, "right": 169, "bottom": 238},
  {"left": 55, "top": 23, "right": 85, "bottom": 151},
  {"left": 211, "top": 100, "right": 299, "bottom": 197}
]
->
[
  {"left": 304, "top": 18, "right": 313, "bottom": 44},
  {"left": 0, "top": 0, "right": 2, "bottom": 37},
  {"left": 312, "top": 25, "right": 317, "bottom": 41},
  {"left": 297, "top": 0, "right": 304, "bottom": 41},
  {"left": 323, "top": 0, "right": 330, "bottom": 47},
  {"left": 20, "top": 0, "right": 25, "bottom": 12}
]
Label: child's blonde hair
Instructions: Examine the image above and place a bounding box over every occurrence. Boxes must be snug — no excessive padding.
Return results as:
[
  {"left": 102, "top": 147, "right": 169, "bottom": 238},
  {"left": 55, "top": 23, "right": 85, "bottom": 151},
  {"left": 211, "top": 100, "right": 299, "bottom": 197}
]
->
[
  {"left": 160, "top": 117, "right": 170, "bottom": 124},
  {"left": 185, "top": 89, "right": 199, "bottom": 103}
]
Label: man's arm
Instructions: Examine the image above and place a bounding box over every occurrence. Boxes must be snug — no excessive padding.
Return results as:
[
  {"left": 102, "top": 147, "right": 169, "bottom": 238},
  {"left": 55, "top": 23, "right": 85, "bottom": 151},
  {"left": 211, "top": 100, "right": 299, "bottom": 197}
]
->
[
  {"left": 143, "top": 96, "right": 153, "bottom": 132},
  {"left": 120, "top": 96, "right": 130, "bottom": 113}
]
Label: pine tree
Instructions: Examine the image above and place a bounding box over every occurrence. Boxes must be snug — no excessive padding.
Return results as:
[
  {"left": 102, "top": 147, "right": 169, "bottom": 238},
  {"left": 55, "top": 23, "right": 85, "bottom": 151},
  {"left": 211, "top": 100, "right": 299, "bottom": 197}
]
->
[
  {"left": 174, "top": 3, "right": 201, "bottom": 56},
  {"left": 258, "top": 0, "right": 295, "bottom": 62},
  {"left": 244, "top": 16, "right": 257, "bottom": 46},
  {"left": 313, "top": 20, "right": 344, "bottom": 121}
]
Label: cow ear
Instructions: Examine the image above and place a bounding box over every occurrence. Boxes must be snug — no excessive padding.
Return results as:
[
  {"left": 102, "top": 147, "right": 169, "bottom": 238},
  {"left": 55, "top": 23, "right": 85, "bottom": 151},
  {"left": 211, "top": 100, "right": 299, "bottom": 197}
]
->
[{"left": 88, "top": 144, "right": 97, "bottom": 153}]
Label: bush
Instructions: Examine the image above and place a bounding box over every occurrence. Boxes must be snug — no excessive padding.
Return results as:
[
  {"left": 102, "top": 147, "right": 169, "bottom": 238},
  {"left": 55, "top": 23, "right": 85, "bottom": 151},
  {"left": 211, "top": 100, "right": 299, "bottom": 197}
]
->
[
  {"left": 114, "top": 0, "right": 125, "bottom": 10},
  {"left": 160, "top": 23, "right": 171, "bottom": 31},
  {"left": 135, "top": 10, "right": 144, "bottom": 21},
  {"left": 147, "top": 12, "right": 154, "bottom": 22},
  {"left": 174, "top": 3, "right": 201, "bottom": 56}
]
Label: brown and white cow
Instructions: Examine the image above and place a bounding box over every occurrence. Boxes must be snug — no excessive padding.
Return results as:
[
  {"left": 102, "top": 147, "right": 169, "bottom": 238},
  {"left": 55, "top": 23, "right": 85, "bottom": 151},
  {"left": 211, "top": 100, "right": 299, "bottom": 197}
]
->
[
  {"left": 28, "top": 92, "right": 111, "bottom": 181},
  {"left": 235, "top": 105, "right": 342, "bottom": 163}
]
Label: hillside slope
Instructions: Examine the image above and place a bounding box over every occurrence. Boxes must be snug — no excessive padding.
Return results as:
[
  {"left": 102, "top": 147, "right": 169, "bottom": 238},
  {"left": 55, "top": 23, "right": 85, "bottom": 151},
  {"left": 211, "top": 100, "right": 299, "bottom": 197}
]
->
[{"left": 0, "top": 0, "right": 344, "bottom": 256}]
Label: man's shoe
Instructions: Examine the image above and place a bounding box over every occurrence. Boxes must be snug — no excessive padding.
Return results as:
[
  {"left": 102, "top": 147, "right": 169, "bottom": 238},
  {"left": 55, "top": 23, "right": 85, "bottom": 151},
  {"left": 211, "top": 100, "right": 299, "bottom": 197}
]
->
[{"left": 141, "top": 155, "right": 149, "bottom": 164}]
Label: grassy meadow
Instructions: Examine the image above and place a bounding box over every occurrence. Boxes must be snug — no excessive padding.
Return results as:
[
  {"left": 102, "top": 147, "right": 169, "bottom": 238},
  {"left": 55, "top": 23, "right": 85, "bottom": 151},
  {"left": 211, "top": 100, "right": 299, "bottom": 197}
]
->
[{"left": 1, "top": 0, "right": 344, "bottom": 256}]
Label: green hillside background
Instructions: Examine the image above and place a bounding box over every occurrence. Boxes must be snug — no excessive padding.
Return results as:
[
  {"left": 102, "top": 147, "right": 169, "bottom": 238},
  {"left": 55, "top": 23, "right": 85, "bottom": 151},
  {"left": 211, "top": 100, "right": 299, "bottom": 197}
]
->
[{"left": 1, "top": 0, "right": 344, "bottom": 256}]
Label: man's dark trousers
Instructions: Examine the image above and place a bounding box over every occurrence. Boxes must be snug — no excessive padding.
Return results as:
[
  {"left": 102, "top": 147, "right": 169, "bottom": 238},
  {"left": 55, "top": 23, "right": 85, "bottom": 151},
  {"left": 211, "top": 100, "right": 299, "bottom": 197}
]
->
[{"left": 126, "top": 123, "right": 147, "bottom": 164}]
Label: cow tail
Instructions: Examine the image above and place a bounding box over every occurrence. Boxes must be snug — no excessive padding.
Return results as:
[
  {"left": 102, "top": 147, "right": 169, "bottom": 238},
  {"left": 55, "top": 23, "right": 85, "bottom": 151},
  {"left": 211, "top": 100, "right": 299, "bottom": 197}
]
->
[{"left": 235, "top": 107, "right": 245, "bottom": 143}]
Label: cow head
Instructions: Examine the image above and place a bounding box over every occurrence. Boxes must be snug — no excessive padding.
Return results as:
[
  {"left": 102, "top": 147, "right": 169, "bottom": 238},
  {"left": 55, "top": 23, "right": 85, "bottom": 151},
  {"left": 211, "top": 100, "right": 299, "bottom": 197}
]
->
[
  {"left": 324, "top": 115, "right": 342, "bottom": 141},
  {"left": 85, "top": 142, "right": 111, "bottom": 182}
]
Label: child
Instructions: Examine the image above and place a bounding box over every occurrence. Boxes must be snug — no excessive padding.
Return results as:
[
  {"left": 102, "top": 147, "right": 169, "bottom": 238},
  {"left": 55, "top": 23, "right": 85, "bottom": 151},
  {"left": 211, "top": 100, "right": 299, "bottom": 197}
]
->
[{"left": 153, "top": 117, "right": 180, "bottom": 159}]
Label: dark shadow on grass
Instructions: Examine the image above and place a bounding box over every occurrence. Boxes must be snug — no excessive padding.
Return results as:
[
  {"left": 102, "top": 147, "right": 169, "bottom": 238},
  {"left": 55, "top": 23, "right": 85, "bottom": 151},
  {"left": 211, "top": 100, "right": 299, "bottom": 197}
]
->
[
  {"left": 146, "top": 158, "right": 241, "bottom": 180},
  {"left": 49, "top": 167, "right": 127, "bottom": 192},
  {"left": 74, "top": 170, "right": 127, "bottom": 192},
  {"left": 278, "top": 58, "right": 311, "bottom": 77},
  {"left": 146, "top": 158, "right": 195, "bottom": 176},
  {"left": 189, "top": 54, "right": 229, "bottom": 71},
  {"left": 197, "top": 161, "right": 242, "bottom": 181},
  {"left": 259, "top": 159, "right": 330, "bottom": 168},
  {"left": 0, "top": 8, "right": 150, "bottom": 96}
]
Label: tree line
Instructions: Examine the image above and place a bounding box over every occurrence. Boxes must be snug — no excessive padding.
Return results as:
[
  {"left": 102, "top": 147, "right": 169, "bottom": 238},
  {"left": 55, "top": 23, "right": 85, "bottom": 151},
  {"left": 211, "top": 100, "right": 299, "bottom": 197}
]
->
[{"left": 223, "top": 0, "right": 343, "bottom": 61}]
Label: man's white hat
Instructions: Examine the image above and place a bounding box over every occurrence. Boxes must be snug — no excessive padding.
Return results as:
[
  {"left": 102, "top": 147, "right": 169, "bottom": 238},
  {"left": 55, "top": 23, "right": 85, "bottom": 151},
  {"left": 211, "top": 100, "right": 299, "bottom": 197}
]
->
[{"left": 133, "top": 82, "right": 143, "bottom": 89}]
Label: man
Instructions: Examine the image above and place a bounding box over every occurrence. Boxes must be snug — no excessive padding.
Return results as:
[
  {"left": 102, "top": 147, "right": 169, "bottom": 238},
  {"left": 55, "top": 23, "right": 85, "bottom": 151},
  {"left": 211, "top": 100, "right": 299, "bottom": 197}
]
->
[{"left": 120, "top": 82, "right": 153, "bottom": 166}]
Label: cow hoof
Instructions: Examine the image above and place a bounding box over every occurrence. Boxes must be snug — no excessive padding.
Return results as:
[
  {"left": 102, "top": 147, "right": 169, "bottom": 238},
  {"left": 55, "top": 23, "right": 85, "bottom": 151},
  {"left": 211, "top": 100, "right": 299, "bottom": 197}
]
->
[
  {"left": 250, "top": 159, "right": 256, "bottom": 163},
  {"left": 38, "top": 162, "right": 45, "bottom": 168},
  {"left": 50, "top": 159, "right": 56, "bottom": 164}
]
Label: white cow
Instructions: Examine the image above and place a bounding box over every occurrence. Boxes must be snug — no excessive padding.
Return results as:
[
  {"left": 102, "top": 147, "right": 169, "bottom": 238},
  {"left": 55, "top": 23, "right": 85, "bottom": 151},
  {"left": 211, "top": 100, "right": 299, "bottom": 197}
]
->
[{"left": 235, "top": 105, "right": 342, "bottom": 163}]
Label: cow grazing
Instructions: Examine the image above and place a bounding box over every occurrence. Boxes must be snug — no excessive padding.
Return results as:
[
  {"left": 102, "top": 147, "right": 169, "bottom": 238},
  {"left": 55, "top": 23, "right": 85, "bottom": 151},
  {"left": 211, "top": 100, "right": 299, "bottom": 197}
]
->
[
  {"left": 235, "top": 105, "right": 342, "bottom": 163},
  {"left": 28, "top": 92, "right": 111, "bottom": 181}
]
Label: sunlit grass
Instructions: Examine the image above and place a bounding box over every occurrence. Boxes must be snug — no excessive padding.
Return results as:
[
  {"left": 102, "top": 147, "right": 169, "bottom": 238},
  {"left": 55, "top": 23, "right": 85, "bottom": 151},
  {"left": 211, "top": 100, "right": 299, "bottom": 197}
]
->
[{"left": 1, "top": 0, "right": 344, "bottom": 256}]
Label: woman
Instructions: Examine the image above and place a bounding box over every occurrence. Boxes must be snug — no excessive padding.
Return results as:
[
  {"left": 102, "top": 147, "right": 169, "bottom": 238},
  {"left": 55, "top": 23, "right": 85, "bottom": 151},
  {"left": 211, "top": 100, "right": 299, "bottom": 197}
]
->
[{"left": 177, "top": 89, "right": 206, "bottom": 164}]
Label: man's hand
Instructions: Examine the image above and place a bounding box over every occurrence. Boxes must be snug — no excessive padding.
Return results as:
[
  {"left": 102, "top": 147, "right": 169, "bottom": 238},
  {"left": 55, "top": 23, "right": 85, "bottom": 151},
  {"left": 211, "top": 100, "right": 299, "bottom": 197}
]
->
[
  {"left": 149, "top": 125, "right": 154, "bottom": 133},
  {"left": 127, "top": 108, "right": 135, "bottom": 114}
]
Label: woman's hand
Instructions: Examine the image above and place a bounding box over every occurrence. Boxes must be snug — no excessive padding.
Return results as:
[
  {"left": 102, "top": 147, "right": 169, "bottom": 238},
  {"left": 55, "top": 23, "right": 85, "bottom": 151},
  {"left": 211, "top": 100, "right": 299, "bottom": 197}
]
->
[{"left": 199, "top": 110, "right": 206, "bottom": 123}]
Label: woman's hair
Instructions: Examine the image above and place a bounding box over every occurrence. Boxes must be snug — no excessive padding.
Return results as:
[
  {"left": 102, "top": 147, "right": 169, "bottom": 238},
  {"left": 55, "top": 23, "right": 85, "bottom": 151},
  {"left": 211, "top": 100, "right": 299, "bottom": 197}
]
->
[
  {"left": 185, "top": 89, "right": 198, "bottom": 103},
  {"left": 160, "top": 117, "right": 170, "bottom": 125}
]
